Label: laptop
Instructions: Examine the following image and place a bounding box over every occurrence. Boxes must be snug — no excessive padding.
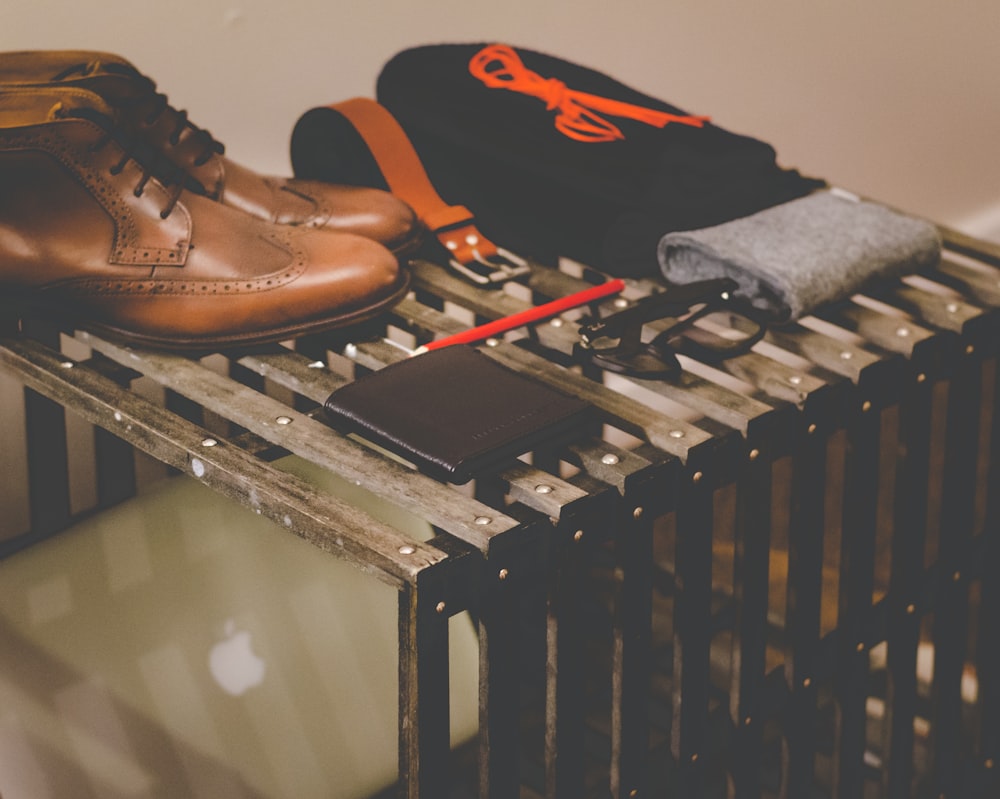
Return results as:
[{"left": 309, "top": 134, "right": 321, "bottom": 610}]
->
[{"left": 0, "top": 456, "right": 480, "bottom": 799}]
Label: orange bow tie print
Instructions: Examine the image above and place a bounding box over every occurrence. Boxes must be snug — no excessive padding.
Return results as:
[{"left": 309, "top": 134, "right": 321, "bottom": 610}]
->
[{"left": 468, "top": 44, "right": 710, "bottom": 143}]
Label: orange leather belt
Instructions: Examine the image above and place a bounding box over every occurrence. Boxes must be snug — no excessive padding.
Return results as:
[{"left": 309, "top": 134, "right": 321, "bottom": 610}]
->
[{"left": 329, "top": 97, "right": 531, "bottom": 285}]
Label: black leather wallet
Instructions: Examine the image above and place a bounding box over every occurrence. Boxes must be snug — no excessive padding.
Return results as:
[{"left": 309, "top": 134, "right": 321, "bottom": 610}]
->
[{"left": 324, "top": 345, "right": 591, "bottom": 483}]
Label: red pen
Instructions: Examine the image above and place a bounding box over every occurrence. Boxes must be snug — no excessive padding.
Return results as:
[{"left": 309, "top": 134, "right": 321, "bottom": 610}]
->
[{"left": 413, "top": 279, "right": 626, "bottom": 354}]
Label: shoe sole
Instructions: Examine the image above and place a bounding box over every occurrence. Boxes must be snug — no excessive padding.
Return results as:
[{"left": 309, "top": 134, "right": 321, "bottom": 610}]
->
[{"left": 0, "top": 270, "right": 412, "bottom": 353}]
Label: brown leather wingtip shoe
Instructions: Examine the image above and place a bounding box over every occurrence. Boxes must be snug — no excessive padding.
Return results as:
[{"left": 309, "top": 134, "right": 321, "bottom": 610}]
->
[
  {"left": 0, "top": 50, "right": 424, "bottom": 256},
  {"left": 0, "top": 87, "right": 409, "bottom": 351}
]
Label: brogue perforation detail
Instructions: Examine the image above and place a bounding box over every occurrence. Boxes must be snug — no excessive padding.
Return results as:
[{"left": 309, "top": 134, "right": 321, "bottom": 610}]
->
[
  {"left": 0, "top": 125, "right": 190, "bottom": 267},
  {"left": 43, "top": 230, "right": 307, "bottom": 298}
]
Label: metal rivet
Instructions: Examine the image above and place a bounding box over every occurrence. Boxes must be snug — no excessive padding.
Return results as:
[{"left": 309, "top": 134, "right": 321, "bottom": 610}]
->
[
  {"left": 862, "top": 400, "right": 872, "bottom": 413},
  {"left": 896, "top": 326, "right": 910, "bottom": 337},
  {"left": 190, "top": 458, "right": 206, "bottom": 478},
  {"left": 307, "top": 360, "right": 326, "bottom": 369},
  {"left": 669, "top": 429, "right": 686, "bottom": 439},
  {"left": 613, "top": 297, "right": 629, "bottom": 309},
  {"left": 498, "top": 568, "right": 509, "bottom": 581},
  {"left": 474, "top": 516, "right": 492, "bottom": 526},
  {"left": 807, "top": 423, "right": 818, "bottom": 434},
  {"left": 201, "top": 438, "right": 218, "bottom": 447},
  {"left": 917, "top": 373, "right": 927, "bottom": 383},
  {"left": 691, "top": 753, "right": 699, "bottom": 763},
  {"left": 535, "top": 484, "right": 554, "bottom": 494},
  {"left": 788, "top": 375, "right": 803, "bottom": 386},
  {"left": 720, "top": 291, "right": 731, "bottom": 300},
  {"left": 906, "top": 603, "right": 916, "bottom": 614},
  {"left": 840, "top": 351, "right": 853, "bottom": 360},
  {"left": 856, "top": 642, "right": 865, "bottom": 653},
  {"left": 276, "top": 415, "right": 293, "bottom": 425},
  {"left": 60, "top": 360, "right": 74, "bottom": 369},
  {"left": 946, "top": 302, "right": 959, "bottom": 313},
  {"left": 692, "top": 471, "right": 704, "bottom": 483},
  {"left": 399, "top": 545, "right": 415, "bottom": 555},
  {"left": 966, "top": 344, "right": 975, "bottom": 355},
  {"left": 465, "top": 234, "right": 479, "bottom": 246},
  {"left": 629, "top": 791, "right": 639, "bottom": 798},
  {"left": 445, "top": 240, "right": 458, "bottom": 250},
  {"left": 573, "top": 529, "right": 584, "bottom": 542},
  {"left": 436, "top": 601, "right": 447, "bottom": 614},
  {"left": 803, "top": 677, "right": 812, "bottom": 687},
  {"left": 344, "top": 343, "right": 358, "bottom": 357},
  {"left": 748, "top": 448, "right": 760, "bottom": 461},
  {"left": 113, "top": 411, "right": 123, "bottom": 422},
  {"left": 550, "top": 317, "right": 564, "bottom": 327},
  {"left": 953, "top": 571, "right": 962, "bottom": 581},
  {"left": 485, "top": 337, "right": 500, "bottom": 347},
  {"left": 601, "top": 453, "right": 620, "bottom": 465},
  {"left": 744, "top": 716, "right": 752, "bottom": 726},
  {"left": 986, "top": 758, "right": 994, "bottom": 769},
  {"left": 633, "top": 506, "right": 644, "bottom": 520}
]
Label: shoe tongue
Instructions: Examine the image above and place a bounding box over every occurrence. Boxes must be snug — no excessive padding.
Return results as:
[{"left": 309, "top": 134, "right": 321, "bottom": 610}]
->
[
  {"left": 0, "top": 86, "right": 115, "bottom": 127},
  {"left": 48, "top": 89, "right": 117, "bottom": 121}
]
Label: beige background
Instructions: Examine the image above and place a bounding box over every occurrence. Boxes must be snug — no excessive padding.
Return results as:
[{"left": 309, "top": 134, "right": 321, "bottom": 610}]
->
[{"left": 3, "top": 0, "right": 999, "bottom": 233}]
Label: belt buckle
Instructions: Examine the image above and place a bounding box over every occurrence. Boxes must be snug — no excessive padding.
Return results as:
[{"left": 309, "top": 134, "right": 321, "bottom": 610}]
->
[{"left": 449, "top": 247, "right": 532, "bottom": 286}]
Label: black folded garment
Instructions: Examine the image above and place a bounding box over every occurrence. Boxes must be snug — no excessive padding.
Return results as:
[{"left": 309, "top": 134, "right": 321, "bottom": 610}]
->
[{"left": 356, "top": 42, "right": 824, "bottom": 277}]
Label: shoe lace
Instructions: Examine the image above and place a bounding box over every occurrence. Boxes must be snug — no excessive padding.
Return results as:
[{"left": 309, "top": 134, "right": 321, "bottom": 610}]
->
[
  {"left": 105, "top": 64, "right": 226, "bottom": 168},
  {"left": 52, "top": 60, "right": 225, "bottom": 171},
  {"left": 59, "top": 105, "right": 191, "bottom": 220}
]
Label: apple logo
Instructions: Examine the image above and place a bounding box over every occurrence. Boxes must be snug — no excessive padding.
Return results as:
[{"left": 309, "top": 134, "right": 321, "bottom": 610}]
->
[{"left": 208, "top": 619, "right": 267, "bottom": 696}]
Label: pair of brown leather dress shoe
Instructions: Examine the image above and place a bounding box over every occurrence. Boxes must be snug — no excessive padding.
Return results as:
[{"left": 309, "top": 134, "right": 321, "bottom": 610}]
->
[{"left": 0, "top": 51, "right": 420, "bottom": 350}]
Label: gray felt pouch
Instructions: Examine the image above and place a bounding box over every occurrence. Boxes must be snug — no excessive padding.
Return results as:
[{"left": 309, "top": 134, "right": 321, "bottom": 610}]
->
[{"left": 657, "top": 189, "right": 942, "bottom": 321}]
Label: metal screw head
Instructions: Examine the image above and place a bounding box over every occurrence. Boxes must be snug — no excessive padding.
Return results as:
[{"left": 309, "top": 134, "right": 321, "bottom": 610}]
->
[
  {"left": 436, "top": 601, "right": 447, "bottom": 614},
  {"left": 861, "top": 400, "right": 872, "bottom": 413},
  {"left": 474, "top": 516, "right": 492, "bottom": 526},
  {"left": 201, "top": 438, "right": 219, "bottom": 448},
  {"left": 840, "top": 350, "right": 853, "bottom": 360},
  {"left": 550, "top": 317, "right": 564, "bottom": 328},
  {"left": 896, "top": 326, "right": 910, "bottom": 338},
  {"left": 966, "top": 344, "right": 975, "bottom": 355},
  {"left": 59, "top": 360, "right": 74, "bottom": 369},
  {"left": 535, "top": 484, "right": 554, "bottom": 494},
  {"left": 498, "top": 568, "right": 509, "bottom": 581},
  {"left": 788, "top": 375, "right": 803, "bottom": 386},
  {"left": 748, "top": 448, "right": 760, "bottom": 461},
  {"left": 668, "top": 429, "right": 685, "bottom": 439},
  {"left": 906, "top": 603, "right": 916, "bottom": 614},
  {"left": 946, "top": 302, "right": 959, "bottom": 313},
  {"left": 917, "top": 373, "right": 927, "bottom": 383},
  {"left": 803, "top": 677, "right": 812, "bottom": 687},
  {"left": 613, "top": 297, "right": 630, "bottom": 309},
  {"left": 465, "top": 234, "right": 479, "bottom": 246},
  {"left": 573, "top": 529, "right": 584, "bottom": 542},
  {"left": 485, "top": 337, "right": 500, "bottom": 347},
  {"left": 692, "top": 471, "right": 704, "bottom": 483},
  {"left": 398, "top": 545, "right": 415, "bottom": 555},
  {"left": 601, "top": 453, "right": 620, "bottom": 465},
  {"left": 807, "top": 423, "right": 818, "bottom": 434},
  {"left": 276, "top": 415, "right": 293, "bottom": 426},
  {"left": 632, "top": 506, "right": 644, "bottom": 520}
]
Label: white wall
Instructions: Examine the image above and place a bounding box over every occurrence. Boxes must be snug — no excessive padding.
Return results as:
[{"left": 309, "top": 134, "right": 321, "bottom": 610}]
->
[{"left": 4, "top": 0, "right": 1000, "bottom": 236}]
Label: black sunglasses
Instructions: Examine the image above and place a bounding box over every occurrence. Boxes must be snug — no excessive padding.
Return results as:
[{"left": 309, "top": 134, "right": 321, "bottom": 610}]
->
[{"left": 575, "top": 278, "right": 767, "bottom": 380}]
